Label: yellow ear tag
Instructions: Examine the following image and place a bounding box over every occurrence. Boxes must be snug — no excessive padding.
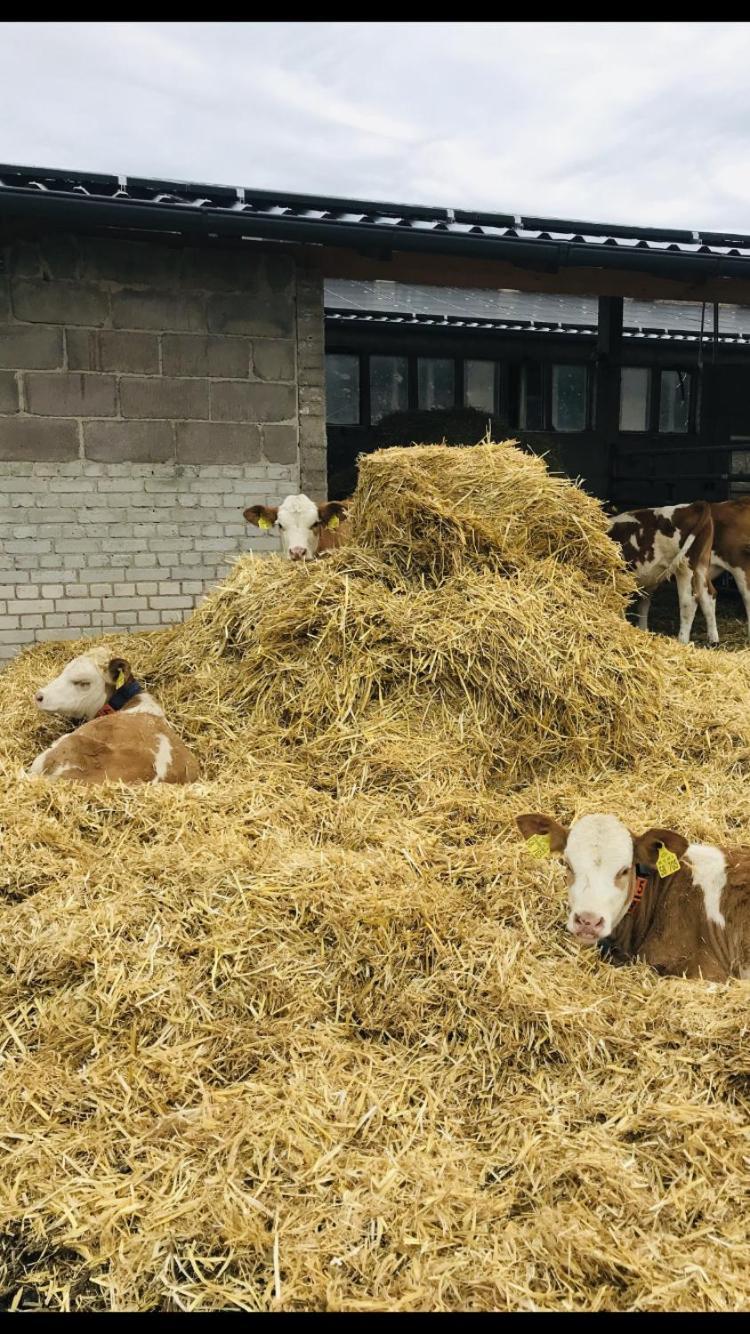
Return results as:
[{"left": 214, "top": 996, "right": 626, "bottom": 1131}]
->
[
  {"left": 115, "top": 671, "right": 126, "bottom": 689},
  {"left": 327, "top": 515, "right": 340, "bottom": 530},
  {"left": 258, "top": 516, "right": 272, "bottom": 530},
  {"left": 525, "top": 833, "right": 551, "bottom": 860},
  {"left": 656, "top": 845, "right": 681, "bottom": 877}
]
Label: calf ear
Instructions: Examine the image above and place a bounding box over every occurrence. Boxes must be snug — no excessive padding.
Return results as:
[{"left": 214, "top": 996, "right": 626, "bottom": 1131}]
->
[
  {"left": 107, "top": 656, "right": 133, "bottom": 688},
  {"left": 634, "top": 828, "right": 689, "bottom": 870},
  {"left": 318, "top": 500, "right": 348, "bottom": 531},
  {"left": 243, "top": 504, "right": 278, "bottom": 531},
  {"left": 516, "top": 813, "right": 569, "bottom": 854}
]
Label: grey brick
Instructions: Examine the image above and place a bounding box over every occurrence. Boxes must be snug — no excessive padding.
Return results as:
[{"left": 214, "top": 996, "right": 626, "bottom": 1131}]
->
[
  {"left": 299, "top": 416, "right": 327, "bottom": 448},
  {"left": 67, "top": 329, "right": 159, "bottom": 374},
  {"left": 179, "top": 248, "right": 266, "bottom": 292},
  {"left": 37, "top": 235, "right": 80, "bottom": 279},
  {"left": 262, "top": 424, "right": 298, "bottom": 464},
  {"left": 0, "top": 629, "right": 35, "bottom": 644},
  {"left": 0, "top": 372, "right": 18, "bottom": 414},
  {"left": 161, "top": 333, "right": 251, "bottom": 378},
  {"left": 6, "top": 241, "right": 40, "bottom": 277},
  {"left": 0, "top": 325, "right": 64, "bottom": 370},
  {"left": 252, "top": 340, "right": 295, "bottom": 382},
  {"left": 210, "top": 381, "right": 295, "bottom": 423},
  {"left": 79, "top": 237, "right": 182, "bottom": 285},
  {"left": 0, "top": 418, "right": 79, "bottom": 461},
  {"left": 175, "top": 421, "right": 261, "bottom": 465},
  {"left": 112, "top": 290, "right": 205, "bottom": 332},
  {"left": 150, "top": 595, "right": 193, "bottom": 608},
  {"left": 84, "top": 420, "right": 174, "bottom": 463},
  {"left": 206, "top": 293, "right": 293, "bottom": 338},
  {"left": 120, "top": 376, "right": 209, "bottom": 420},
  {"left": 25, "top": 372, "right": 117, "bottom": 417},
  {"left": 11, "top": 280, "right": 108, "bottom": 327}
]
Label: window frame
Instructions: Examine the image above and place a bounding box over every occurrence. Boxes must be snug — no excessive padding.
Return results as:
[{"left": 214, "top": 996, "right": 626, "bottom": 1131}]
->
[
  {"left": 617, "top": 365, "right": 699, "bottom": 436},
  {"left": 325, "top": 351, "right": 363, "bottom": 427},
  {"left": 368, "top": 352, "right": 411, "bottom": 425}
]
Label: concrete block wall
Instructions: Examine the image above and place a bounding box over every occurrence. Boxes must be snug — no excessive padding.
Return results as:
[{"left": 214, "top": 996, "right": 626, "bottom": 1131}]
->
[{"left": 0, "top": 233, "right": 327, "bottom": 661}]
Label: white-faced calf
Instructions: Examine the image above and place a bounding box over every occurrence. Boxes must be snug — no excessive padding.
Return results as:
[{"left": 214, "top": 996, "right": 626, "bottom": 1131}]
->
[
  {"left": 517, "top": 811, "right": 750, "bottom": 981},
  {"left": 243, "top": 493, "right": 350, "bottom": 561},
  {"left": 28, "top": 646, "right": 198, "bottom": 785}
]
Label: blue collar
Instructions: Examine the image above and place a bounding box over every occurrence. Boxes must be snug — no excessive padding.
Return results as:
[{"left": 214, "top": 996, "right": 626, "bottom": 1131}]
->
[{"left": 96, "top": 679, "right": 143, "bottom": 717}]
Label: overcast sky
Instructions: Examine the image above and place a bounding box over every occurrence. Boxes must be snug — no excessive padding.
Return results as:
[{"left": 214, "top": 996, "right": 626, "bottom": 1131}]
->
[{"left": 2, "top": 22, "right": 750, "bottom": 233}]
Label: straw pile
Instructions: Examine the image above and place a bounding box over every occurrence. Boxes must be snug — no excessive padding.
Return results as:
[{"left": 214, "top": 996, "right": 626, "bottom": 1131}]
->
[{"left": 1, "top": 439, "right": 749, "bottom": 1312}]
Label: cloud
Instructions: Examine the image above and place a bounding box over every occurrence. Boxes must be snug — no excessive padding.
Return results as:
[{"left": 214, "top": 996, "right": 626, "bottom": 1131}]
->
[{"left": 2, "top": 22, "right": 750, "bottom": 231}]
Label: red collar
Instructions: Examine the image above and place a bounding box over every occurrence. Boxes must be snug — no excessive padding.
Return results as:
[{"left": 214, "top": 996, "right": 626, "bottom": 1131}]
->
[{"left": 629, "top": 868, "right": 650, "bottom": 913}]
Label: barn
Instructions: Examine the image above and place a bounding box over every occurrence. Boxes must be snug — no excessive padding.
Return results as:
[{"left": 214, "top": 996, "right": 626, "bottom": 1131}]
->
[{"left": 3, "top": 162, "right": 750, "bottom": 661}]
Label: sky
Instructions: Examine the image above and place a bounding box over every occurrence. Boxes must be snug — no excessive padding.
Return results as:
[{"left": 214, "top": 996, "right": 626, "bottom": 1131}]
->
[{"left": 2, "top": 21, "right": 750, "bottom": 233}]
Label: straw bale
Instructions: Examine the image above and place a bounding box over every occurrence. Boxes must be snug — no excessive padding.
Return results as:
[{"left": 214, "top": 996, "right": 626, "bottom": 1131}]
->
[{"left": 1, "top": 440, "right": 750, "bottom": 1311}]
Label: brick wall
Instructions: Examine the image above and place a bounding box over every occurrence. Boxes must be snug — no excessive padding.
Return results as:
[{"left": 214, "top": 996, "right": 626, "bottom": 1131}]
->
[{"left": 0, "top": 233, "right": 327, "bottom": 661}]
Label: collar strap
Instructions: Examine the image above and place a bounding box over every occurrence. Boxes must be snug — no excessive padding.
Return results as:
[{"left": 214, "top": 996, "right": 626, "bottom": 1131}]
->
[
  {"left": 95, "top": 679, "right": 143, "bottom": 718},
  {"left": 629, "top": 864, "right": 652, "bottom": 913}
]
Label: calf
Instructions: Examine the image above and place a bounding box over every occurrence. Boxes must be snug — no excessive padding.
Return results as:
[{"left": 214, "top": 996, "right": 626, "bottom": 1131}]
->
[
  {"left": 517, "top": 812, "right": 750, "bottom": 981},
  {"left": 608, "top": 501, "right": 718, "bottom": 645},
  {"left": 243, "top": 493, "right": 350, "bottom": 561},
  {"left": 27, "top": 646, "right": 198, "bottom": 785},
  {"left": 708, "top": 499, "right": 750, "bottom": 642}
]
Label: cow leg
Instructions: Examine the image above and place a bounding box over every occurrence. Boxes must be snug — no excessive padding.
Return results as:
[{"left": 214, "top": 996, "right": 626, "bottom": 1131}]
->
[
  {"left": 729, "top": 564, "right": 750, "bottom": 642},
  {"left": 694, "top": 569, "right": 720, "bottom": 646},
  {"left": 27, "top": 735, "right": 65, "bottom": 777},
  {"left": 636, "top": 592, "right": 652, "bottom": 631},
  {"left": 674, "top": 565, "right": 698, "bottom": 644}
]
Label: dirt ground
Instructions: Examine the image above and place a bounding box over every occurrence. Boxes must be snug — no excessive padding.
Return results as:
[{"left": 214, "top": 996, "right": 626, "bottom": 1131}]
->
[{"left": 635, "top": 578, "right": 749, "bottom": 652}]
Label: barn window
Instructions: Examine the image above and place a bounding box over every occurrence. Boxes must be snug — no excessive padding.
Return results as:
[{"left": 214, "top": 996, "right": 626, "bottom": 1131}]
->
[
  {"left": 619, "top": 367, "right": 650, "bottom": 432},
  {"left": 659, "top": 370, "right": 691, "bottom": 433},
  {"left": 325, "top": 354, "right": 360, "bottom": 425},
  {"left": 370, "top": 355, "right": 409, "bottom": 423},
  {"left": 520, "top": 364, "right": 545, "bottom": 429},
  {"left": 418, "top": 358, "right": 455, "bottom": 410},
  {"left": 464, "top": 360, "right": 498, "bottom": 414},
  {"left": 552, "top": 365, "right": 587, "bottom": 431}
]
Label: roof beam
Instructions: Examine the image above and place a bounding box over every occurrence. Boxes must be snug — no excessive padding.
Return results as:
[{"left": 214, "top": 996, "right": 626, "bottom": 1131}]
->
[{"left": 311, "top": 247, "right": 750, "bottom": 306}]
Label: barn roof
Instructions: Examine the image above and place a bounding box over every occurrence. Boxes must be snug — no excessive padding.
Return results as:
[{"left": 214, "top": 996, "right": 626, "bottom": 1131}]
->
[{"left": 3, "top": 163, "right": 750, "bottom": 285}]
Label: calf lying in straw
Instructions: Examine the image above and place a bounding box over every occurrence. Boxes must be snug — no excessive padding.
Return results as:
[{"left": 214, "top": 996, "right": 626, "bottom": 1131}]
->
[
  {"left": 517, "top": 812, "right": 750, "bottom": 981},
  {"left": 26, "top": 646, "right": 199, "bottom": 785},
  {"left": 243, "top": 492, "right": 350, "bottom": 561}
]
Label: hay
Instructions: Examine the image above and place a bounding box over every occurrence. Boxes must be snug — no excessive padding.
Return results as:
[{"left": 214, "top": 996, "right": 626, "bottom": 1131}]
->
[{"left": 1, "top": 439, "right": 750, "bottom": 1312}]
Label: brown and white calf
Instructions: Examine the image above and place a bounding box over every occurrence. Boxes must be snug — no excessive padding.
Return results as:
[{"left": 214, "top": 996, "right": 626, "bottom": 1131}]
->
[
  {"left": 27, "top": 646, "right": 198, "bottom": 785},
  {"left": 517, "top": 812, "right": 750, "bottom": 981},
  {"left": 708, "top": 499, "right": 750, "bottom": 642},
  {"left": 607, "top": 501, "right": 718, "bottom": 645},
  {"left": 243, "top": 493, "right": 350, "bottom": 561}
]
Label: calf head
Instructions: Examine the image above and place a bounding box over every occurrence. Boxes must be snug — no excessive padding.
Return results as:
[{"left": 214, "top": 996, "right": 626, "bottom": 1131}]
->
[
  {"left": 516, "top": 812, "right": 688, "bottom": 943},
  {"left": 34, "top": 646, "right": 134, "bottom": 721},
  {"left": 243, "top": 493, "right": 348, "bottom": 561}
]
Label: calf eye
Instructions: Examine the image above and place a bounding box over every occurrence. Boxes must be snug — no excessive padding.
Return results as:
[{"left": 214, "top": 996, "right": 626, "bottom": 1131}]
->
[
  {"left": 73, "top": 681, "right": 90, "bottom": 689},
  {"left": 617, "top": 867, "right": 629, "bottom": 877}
]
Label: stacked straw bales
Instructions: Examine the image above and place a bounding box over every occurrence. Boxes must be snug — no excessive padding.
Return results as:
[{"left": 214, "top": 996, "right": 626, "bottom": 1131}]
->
[{"left": 1, "top": 440, "right": 750, "bottom": 1312}]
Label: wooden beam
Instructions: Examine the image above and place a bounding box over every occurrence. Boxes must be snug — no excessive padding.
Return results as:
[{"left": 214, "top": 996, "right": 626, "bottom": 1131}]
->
[{"left": 305, "top": 245, "right": 750, "bottom": 305}]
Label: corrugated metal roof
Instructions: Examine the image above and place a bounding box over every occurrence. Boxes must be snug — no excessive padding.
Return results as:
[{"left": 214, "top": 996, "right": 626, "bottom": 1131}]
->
[
  {"left": 3, "top": 164, "right": 750, "bottom": 277},
  {"left": 324, "top": 280, "right": 750, "bottom": 344}
]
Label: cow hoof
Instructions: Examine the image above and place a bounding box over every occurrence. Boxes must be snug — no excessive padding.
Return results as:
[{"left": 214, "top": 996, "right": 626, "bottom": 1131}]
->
[{"left": 707, "top": 641, "right": 720, "bottom": 650}]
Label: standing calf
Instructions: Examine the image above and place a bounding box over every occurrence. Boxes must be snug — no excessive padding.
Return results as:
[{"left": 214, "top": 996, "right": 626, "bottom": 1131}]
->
[
  {"left": 517, "top": 811, "right": 750, "bottom": 981},
  {"left": 607, "top": 501, "right": 718, "bottom": 645}
]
